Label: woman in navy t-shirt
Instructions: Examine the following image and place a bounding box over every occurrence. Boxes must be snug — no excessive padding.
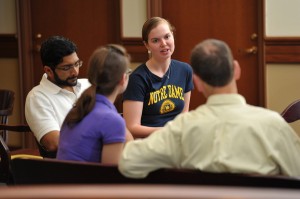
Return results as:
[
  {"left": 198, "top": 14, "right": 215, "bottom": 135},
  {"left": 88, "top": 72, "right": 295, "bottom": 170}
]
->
[{"left": 123, "top": 17, "right": 194, "bottom": 138}]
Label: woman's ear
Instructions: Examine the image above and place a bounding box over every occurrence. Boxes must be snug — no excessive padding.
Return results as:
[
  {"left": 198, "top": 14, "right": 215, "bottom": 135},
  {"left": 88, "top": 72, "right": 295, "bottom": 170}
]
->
[
  {"left": 118, "top": 73, "right": 128, "bottom": 94},
  {"left": 143, "top": 41, "right": 148, "bottom": 47},
  {"left": 119, "top": 73, "right": 127, "bottom": 86},
  {"left": 233, "top": 60, "right": 241, "bottom": 80},
  {"left": 143, "top": 41, "right": 150, "bottom": 52}
]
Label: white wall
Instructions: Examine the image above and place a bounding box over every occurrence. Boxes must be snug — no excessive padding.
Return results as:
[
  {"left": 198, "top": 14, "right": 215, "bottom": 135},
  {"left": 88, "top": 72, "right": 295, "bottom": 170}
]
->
[
  {"left": 265, "top": 0, "right": 300, "bottom": 37},
  {"left": 121, "top": 0, "right": 147, "bottom": 38}
]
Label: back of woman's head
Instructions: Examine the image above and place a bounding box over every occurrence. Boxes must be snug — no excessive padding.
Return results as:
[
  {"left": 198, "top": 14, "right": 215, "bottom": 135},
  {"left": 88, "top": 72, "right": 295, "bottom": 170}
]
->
[
  {"left": 88, "top": 44, "right": 130, "bottom": 95},
  {"left": 64, "top": 44, "right": 130, "bottom": 126}
]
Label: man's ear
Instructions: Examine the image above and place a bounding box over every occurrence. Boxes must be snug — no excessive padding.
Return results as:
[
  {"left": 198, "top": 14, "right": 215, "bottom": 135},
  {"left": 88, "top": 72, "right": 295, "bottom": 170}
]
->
[
  {"left": 44, "top": 66, "right": 53, "bottom": 78},
  {"left": 233, "top": 60, "right": 241, "bottom": 80},
  {"left": 193, "top": 74, "right": 204, "bottom": 93}
]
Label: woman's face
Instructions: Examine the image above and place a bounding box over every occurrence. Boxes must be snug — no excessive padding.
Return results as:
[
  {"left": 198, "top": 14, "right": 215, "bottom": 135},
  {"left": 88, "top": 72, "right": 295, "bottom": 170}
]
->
[{"left": 145, "top": 22, "right": 175, "bottom": 61}]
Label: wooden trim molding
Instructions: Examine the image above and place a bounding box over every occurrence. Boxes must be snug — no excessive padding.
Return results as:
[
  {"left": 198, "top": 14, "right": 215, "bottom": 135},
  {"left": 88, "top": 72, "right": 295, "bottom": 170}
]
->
[
  {"left": 121, "top": 38, "right": 147, "bottom": 62},
  {"left": 0, "top": 34, "right": 18, "bottom": 58},
  {"left": 265, "top": 37, "right": 300, "bottom": 63},
  {"left": 16, "top": 0, "right": 35, "bottom": 121},
  {"left": 16, "top": 0, "right": 37, "bottom": 149},
  {"left": 257, "top": 0, "right": 266, "bottom": 107},
  {"left": 147, "top": 0, "right": 162, "bottom": 18}
]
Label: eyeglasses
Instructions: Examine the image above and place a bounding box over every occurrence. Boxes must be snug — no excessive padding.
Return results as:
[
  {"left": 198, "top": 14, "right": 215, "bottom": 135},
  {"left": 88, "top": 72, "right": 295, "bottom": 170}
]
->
[
  {"left": 126, "top": 68, "right": 132, "bottom": 75},
  {"left": 55, "top": 60, "right": 83, "bottom": 71}
]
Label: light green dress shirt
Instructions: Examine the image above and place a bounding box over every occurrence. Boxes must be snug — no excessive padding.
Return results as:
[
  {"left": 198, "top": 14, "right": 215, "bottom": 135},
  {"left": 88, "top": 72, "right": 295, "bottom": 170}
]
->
[{"left": 119, "top": 94, "right": 300, "bottom": 178}]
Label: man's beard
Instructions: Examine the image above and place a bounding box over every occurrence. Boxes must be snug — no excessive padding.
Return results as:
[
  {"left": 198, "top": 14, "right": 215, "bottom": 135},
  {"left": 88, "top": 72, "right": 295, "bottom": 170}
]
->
[{"left": 53, "top": 71, "right": 78, "bottom": 87}]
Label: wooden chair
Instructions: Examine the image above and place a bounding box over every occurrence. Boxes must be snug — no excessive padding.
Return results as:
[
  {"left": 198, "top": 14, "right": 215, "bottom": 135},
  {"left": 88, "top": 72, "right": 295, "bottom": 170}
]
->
[
  {"left": 0, "top": 89, "right": 56, "bottom": 183},
  {"left": 0, "top": 124, "right": 58, "bottom": 184},
  {"left": 0, "top": 89, "right": 14, "bottom": 142},
  {"left": 0, "top": 135, "right": 41, "bottom": 184},
  {"left": 10, "top": 157, "right": 300, "bottom": 189},
  {"left": 0, "top": 124, "right": 43, "bottom": 184},
  {"left": 0, "top": 135, "right": 12, "bottom": 183},
  {"left": 0, "top": 124, "right": 57, "bottom": 156},
  {"left": 281, "top": 99, "right": 300, "bottom": 123},
  {"left": 0, "top": 89, "right": 17, "bottom": 184},
  {"left": 0, "top": 89, "right": 56, "bottom": 158}
]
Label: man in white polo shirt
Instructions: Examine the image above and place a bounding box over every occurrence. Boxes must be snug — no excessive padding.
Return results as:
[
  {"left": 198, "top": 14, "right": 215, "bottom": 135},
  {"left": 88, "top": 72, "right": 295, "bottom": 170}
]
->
[{"left": 25, "top": 36, "right": 90, "bottom": 157}]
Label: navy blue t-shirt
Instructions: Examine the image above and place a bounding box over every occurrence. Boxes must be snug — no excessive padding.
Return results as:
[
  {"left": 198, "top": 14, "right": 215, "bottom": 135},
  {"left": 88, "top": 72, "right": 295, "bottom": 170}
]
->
[{"left": 123, "top": 59, "right": 194, "bottom": 127}]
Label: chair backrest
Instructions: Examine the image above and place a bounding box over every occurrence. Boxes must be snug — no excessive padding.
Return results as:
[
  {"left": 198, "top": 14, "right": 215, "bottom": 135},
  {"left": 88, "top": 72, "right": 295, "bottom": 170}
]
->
[
  {"left": 0, "top": 135, "right": 12, "bottom": 183},
  {"left": 0, "top": 124, "right": 56, "bottom": 184},
  {"left": 0, "top": 89, "right": 15, "bottom": 141},
  {"left": 11, "top": 157, "right": 300, "bottom": 189},
  {"left": 0, "top": 89, "right": 14, "bottom": 116},
  {"left": 0, "top": 124, "right": 33, "bottom": 184},
  {"left": 0, "top": 124, "right": 56, "bottom": 158},
  {"left": 281, "top": 99, "right": 300, "bottom": 123}
]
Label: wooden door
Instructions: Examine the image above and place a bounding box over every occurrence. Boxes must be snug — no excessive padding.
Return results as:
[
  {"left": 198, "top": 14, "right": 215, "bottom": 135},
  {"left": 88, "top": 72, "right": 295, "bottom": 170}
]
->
[{"left": 162, "top": 0, "right": 264, "bottom": 109}]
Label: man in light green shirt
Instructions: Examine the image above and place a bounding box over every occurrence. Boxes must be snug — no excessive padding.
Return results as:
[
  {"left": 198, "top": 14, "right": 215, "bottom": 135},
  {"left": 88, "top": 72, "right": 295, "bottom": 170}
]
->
[{"left": 118, "top": 39, "right": 300, "bottom": 178}]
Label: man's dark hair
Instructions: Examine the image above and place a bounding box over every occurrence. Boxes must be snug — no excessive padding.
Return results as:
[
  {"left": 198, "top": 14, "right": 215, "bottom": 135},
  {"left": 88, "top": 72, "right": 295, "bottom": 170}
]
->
[
  {"left": 40, "top": 36, "right": 77, "bottom": 68},
  {"left": 190, "top": 39, "right": 234, "bottom": 87}
]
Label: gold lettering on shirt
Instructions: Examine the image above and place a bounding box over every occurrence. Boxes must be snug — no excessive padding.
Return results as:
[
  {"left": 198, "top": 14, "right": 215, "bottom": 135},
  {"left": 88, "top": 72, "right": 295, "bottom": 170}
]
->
[{"left": 148, "top": 85, "right": 184, "bottom": 106}]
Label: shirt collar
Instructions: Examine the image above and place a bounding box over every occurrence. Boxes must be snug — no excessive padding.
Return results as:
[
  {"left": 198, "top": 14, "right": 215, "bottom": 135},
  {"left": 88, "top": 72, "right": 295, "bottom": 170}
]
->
[
  {"left": 206, "top": 93, "right": 247, "bottom": 106},
  {"left": 40, "top": 73, "right": 82, "bottom": 94},
  {"left": 95, "top": 94, "right": 117, "bottom": 111}
]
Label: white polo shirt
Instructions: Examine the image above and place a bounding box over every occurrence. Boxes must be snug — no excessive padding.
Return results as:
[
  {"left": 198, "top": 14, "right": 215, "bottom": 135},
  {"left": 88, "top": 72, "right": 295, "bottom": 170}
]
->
[{"left": 25, "top": 73, "right": 90, "bottom": 142}]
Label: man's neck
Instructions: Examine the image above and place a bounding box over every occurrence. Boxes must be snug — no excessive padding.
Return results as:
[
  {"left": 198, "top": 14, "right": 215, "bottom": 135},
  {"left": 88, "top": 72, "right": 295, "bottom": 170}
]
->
[{"left": 205, "top": 81, "right": 238, "bottom": 98}]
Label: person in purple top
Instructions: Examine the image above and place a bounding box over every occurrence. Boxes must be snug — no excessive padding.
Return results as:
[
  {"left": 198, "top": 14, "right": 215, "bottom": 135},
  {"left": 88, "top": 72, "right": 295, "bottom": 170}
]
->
[{"left": 57, "top": 44, "right": 133, "bottom": 163}]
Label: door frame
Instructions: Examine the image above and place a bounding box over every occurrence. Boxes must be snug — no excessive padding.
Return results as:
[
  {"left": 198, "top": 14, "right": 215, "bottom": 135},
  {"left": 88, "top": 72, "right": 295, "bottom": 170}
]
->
[{"left": 16, "top": 0, "right": 34, "bottom": 124}]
